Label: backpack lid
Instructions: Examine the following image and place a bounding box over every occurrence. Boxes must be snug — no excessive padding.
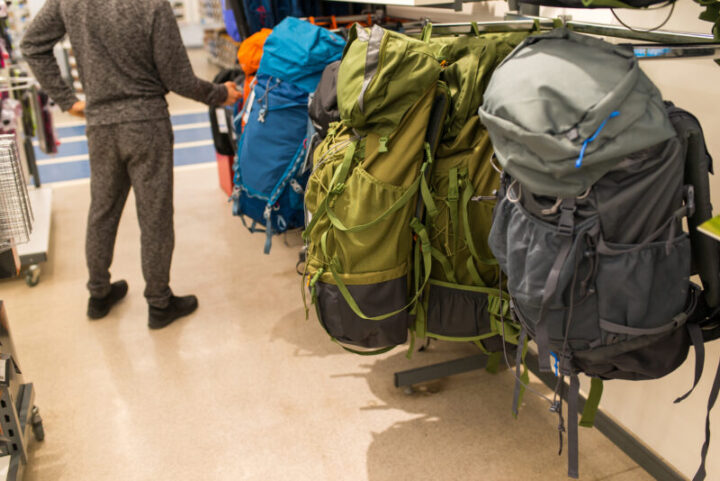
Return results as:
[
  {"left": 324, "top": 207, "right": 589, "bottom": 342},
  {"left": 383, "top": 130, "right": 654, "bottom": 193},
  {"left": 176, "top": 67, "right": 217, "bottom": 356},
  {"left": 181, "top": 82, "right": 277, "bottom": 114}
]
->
[
  {"left": 237, "top": 29, "right": 272, "bottom": 76},
  {"left": 309, "top": 60, "right": 340, "bottom": 138},
  {"left": 430, "top": 32, "right": 528, "bottom": 141},
  {"left": 338, "top": 24, "right": 441, "bottom": 136},
  {"left": 478, "top": 29, "right": 676, "bottom": 197},
  {"left": 258, "top": 17, "right": 345, "bottom": 92}
]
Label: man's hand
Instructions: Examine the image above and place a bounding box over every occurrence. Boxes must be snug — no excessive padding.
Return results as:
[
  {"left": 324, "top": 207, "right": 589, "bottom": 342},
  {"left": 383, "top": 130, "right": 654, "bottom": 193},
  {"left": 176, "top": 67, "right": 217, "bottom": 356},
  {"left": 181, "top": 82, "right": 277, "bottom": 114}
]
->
[
  {"left": 68, "top": 100, "right": 85, "bottom": 118},
  {"left": 222, "top": 81, "right": 242, "bottom": 107}
]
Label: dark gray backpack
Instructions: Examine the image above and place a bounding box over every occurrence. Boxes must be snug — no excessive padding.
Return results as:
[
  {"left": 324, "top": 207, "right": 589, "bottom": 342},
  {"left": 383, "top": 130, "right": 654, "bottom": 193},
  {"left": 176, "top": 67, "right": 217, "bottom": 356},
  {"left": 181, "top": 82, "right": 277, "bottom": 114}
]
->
[
  {"left": 480, "top": 30, "right": 720, "bottom": 480},
  {"left": 308, "top": 60, "right": 340, "bottom": 140}
]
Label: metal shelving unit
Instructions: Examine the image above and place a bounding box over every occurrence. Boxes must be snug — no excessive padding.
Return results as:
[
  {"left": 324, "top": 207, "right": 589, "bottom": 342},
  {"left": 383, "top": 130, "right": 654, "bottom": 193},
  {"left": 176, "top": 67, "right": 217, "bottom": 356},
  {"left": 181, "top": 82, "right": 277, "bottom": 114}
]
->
[{"left": 0, "top": 301, "right": 44, "bottom": 481}]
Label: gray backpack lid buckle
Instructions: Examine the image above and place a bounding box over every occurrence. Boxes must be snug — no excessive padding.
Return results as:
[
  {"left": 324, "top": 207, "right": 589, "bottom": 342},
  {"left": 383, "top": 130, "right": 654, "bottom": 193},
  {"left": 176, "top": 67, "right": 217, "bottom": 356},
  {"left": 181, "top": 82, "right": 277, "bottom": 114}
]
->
[{"left": 557, "top": 198, "right": 577, "bottom": 236}]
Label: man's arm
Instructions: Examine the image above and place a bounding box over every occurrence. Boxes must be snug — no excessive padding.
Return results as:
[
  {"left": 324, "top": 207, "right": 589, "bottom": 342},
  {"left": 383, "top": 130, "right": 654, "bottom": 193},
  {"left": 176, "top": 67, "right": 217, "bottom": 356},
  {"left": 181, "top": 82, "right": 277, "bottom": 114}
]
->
[
  {"left": 152, "top": 2, "right": 233, "bottom": 106},
  {"left": 20, "top": 0, "right": 80, "bottom": 112}
]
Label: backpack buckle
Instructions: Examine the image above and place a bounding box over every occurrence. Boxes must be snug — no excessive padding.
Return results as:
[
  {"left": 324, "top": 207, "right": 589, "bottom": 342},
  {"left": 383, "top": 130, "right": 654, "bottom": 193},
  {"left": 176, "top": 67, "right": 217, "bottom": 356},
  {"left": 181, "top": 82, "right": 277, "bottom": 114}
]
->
[
  {"left": 290, "top": 179, "right": 304, "bottom": 195},
  {"left": 557, "top": 199, "right": 576, "bottom": 236}
]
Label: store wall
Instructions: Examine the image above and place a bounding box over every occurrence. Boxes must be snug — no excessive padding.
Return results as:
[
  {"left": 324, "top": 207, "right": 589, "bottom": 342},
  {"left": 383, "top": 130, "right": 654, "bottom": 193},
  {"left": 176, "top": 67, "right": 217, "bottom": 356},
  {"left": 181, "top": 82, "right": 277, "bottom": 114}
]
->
[{"left": 390, "top": 2, "right": 720, "bottom": 478}]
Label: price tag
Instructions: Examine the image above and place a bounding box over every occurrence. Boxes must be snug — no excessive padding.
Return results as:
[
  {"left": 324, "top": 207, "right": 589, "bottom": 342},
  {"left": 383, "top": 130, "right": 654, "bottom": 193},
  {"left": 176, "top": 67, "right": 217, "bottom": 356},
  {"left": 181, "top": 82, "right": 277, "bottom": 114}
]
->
[{"left": 215, "top": 108, "right": 228, "bottom": 134}]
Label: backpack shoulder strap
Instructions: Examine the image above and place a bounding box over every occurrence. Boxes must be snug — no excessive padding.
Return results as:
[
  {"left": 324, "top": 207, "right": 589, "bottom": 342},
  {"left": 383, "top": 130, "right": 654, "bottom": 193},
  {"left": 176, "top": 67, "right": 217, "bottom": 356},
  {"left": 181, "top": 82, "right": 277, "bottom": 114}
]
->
[{"left": 668, "top": 104, "right": 720, "bottom": 308}]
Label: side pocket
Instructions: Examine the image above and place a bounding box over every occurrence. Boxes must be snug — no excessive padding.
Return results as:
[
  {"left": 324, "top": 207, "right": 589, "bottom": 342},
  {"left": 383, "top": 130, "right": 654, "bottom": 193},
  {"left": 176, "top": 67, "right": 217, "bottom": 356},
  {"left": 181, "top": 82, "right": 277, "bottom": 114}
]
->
[
  {"left": 330, "top": 166, "right": 417, "bottom": 274},
  {"left": 315, "top": 274, "right": 410, "bottom": 348},
  {"left": 426, "top": 282, "right": 490, "bottom": 338},
  {"left": 595, "top": 234, "right": 691, "bottom": 343},
  {"left": 490, "top": 198, "right": 601, "bottom": 346}
]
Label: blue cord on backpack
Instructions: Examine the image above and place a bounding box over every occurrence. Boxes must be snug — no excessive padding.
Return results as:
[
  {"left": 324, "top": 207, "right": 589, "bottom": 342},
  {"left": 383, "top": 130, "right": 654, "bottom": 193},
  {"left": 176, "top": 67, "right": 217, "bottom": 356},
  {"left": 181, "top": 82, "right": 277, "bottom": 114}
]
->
[
  {"left": 550, "top": 352, "right": 560, "bottom": 377},
  {"left": 575, "top": 110, "right": 620, "bottom": 168}
]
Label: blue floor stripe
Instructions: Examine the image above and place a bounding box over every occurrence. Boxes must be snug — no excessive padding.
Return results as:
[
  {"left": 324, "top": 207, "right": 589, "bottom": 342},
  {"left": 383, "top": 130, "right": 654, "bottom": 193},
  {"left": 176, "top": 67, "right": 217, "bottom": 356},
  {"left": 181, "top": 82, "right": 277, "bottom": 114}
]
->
[
  {"left": 39, "top": 143, "right": 217, "bottom": 183},
  {"left": 38, "top": 160, "right": 90, "bottom": 183},
  {"left": 53, "top": 111, "right": 209, "bottom": 138},
  {"left": 53, "top": 124, "right": 86, "bottom": 138},
  {"left": 171, "top": 111, "right": 209, "bottom": 126},
  {"left": 35, "top": 125, "right": 213, "bottom": 160},
  {"left": 173, "top": 144, "right": 216, "bottom": 167}
]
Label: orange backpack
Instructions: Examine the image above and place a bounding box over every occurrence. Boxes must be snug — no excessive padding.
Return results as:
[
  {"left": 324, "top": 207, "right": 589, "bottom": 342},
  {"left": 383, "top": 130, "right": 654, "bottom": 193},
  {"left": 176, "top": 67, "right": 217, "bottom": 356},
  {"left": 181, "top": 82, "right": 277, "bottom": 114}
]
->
[{"left": 237, "top": 28, "right": 272, "bottom": 106}]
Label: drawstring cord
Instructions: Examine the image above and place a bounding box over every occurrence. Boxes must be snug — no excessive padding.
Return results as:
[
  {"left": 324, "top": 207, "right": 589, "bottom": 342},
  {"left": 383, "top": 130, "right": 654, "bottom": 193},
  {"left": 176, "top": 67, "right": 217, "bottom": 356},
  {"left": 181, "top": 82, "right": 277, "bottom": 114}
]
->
[{"left": 575, "top": 111, "right": 620, "bottom": 168}]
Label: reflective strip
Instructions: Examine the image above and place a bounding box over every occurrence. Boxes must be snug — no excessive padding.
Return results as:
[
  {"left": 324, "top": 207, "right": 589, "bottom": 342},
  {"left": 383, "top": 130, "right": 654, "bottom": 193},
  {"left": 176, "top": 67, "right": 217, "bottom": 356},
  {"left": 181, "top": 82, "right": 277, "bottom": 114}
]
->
[
  {"left": 356, "top": 25, "right": 369, "bottom": 41},
  {"left": 358, "top": 25, "right": 384, "bottom": 114}
]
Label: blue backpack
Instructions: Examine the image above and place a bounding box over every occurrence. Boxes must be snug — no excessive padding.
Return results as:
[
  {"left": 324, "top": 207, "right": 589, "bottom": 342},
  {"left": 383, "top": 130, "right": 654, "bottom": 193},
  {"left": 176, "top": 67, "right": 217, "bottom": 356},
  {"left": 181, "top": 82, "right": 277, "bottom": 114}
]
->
[{"left": 233, "top": 18, "right": 344, "bottom": 253}]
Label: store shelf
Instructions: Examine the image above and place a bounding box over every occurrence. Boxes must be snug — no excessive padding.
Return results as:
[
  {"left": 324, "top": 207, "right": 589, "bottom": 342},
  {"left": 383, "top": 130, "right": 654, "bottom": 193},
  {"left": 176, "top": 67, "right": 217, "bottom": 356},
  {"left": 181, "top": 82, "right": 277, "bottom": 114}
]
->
[
  {"left": 203, "top": 30, "right": 239, "bottom": 71},
  {"left": 17, "top": 187, "right": 51, "bottom": 267}
]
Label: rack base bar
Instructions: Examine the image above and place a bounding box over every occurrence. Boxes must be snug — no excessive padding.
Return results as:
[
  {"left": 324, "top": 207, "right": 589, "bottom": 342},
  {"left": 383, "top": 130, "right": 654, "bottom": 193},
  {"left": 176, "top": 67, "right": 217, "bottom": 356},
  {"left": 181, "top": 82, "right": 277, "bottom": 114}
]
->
[
  {"left": 393, "top": 353, "right": 489, "bottom": 387},
  {"left": 392, "top": 349, "right": 685, "bottom": 480}
]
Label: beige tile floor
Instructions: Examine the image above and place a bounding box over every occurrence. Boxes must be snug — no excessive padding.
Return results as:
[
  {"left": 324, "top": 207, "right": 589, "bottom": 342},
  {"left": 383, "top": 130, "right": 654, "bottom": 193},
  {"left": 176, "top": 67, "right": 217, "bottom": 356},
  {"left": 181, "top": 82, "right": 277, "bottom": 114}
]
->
[
  {"left": 1, "top": 48, "right": 658, "bottom": 481},
  {"left": 1, "top": 163, "right": 656, "bottom": 481}
]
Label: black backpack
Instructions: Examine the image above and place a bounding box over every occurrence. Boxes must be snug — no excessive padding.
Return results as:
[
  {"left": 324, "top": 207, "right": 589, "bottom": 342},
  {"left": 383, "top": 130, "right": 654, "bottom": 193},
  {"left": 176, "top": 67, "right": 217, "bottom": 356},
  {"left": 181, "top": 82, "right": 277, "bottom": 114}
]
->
[{"left": 209, "top": 69, "right": 245, "bottom": 157}]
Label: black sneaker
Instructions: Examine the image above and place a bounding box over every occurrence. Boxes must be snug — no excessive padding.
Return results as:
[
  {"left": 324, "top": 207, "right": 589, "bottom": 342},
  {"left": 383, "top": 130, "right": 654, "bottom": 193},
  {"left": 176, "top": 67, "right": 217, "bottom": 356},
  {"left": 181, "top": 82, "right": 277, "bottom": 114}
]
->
[
  {"left": 148, "top": 295, "right": 198, "bottom": 330},
  {"left": 87, "top": 280, "right": 129, "bottom": 319}
]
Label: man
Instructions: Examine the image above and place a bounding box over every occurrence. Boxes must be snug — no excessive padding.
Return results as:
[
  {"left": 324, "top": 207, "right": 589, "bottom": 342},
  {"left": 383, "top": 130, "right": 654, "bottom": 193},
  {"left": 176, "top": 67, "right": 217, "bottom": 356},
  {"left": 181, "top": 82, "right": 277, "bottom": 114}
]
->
[{"left": 21, "top": 0, "right": 242, "bottom": 329}]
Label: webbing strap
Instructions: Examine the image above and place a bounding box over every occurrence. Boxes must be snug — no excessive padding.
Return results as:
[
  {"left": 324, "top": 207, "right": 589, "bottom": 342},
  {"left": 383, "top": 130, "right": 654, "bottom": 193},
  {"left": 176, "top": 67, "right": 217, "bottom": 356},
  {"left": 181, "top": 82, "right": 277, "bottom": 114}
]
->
[
  {"left": 676, "top": 322, "right": 706, "bottom": 403},
  {"left": 302, "top": 140, "right": 358, "bottom": 240},
  {"left": 327, "top": 218, "right": 432, "bottom": 321},
  {"left": 692, "top": 356, "right": 720, "bottom": 481},
  {"left": 264, "top": 210, "right": 273, "bottom": 254},
  {"left": 536, "top": 198, "right": 576, "bottom": 372},
  {"left": 582, "top": 0, "right": 634, "bottom": 7},
  {"left": 421, "top": 22, "right": 432, "bottom": 42},
  {"left": 485, "top": 351, "right": 502, "bottom": 374},
  {"left": 512, "top": 327, "right": 529, "bottom": 418},
  {"left": 579, "top": 378, "right": 604, "bottom": 428},
  {"left": 448, "top": 168, "right": 459, "bottom": 252},
  {"left": 568, "top": 375, "right": 580, "bottom": 479},
  {"left": 420, "top": 174, "right": 438, "bottom": 219},
  {"left": 329, "top": 140, "right": 356, "bottom": 194},
  {"left": 432, "top": 247, "right": 457, "bottom": 284},
  {"left": 466, "top": 256, "right": 485, "bottom": 287},
  {"left": 325, "top": 172, "right": 422, "bottom": 233},
  {"left": 461, "top": 182, "right": 498, "bottom": 267}
]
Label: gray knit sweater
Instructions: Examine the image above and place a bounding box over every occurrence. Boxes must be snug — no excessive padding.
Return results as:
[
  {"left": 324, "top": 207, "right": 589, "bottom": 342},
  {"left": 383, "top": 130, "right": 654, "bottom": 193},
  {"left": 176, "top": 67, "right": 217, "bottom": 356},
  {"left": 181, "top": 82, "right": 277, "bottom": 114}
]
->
[{"left": 20, "top": 0, "right": 228, "bottom": 126}]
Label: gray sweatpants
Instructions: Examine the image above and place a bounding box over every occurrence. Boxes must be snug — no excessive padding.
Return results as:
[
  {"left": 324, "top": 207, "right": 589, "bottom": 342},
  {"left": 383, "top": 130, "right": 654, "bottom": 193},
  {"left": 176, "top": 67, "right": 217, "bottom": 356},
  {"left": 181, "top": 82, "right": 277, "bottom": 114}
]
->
[{"left": 85, "top": 118, "right": 174, "bottom": 308}]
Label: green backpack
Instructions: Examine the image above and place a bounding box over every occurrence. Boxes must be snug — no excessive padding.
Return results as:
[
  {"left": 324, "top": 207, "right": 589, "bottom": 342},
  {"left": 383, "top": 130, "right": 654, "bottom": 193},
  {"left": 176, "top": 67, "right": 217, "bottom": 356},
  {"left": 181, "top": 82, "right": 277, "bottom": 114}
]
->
[
  {"left": 413, "top": 31, "right": 529, "bottom": 357},
  {"left": 303, "top": 24, "right": 441, "bottom": 353}
]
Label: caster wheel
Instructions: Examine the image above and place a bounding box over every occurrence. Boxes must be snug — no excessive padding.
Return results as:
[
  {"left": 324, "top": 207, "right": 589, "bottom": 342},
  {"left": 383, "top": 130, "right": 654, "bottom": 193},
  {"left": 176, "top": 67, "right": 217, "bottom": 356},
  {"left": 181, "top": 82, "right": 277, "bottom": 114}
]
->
[
  {"left": 31, "top": 407, "right": 44, "bottom": 442},
  {"left": 25, "top": 265, "right": 40, "bottom": 287},
  {"left": 32, "top": 421, "right": 44, "bottom": 442},
  {"left": 403, "top": 386, "right": 414, "bottom": 395}
]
